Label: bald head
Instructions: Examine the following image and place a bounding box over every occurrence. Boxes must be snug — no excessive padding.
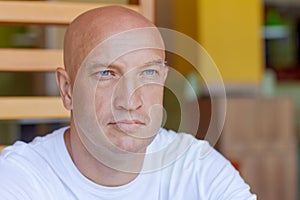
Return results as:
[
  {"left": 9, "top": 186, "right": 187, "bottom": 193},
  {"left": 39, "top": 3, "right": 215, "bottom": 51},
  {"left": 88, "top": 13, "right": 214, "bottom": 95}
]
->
[{"left": 64, "top": 6, "right": 162, "bottom": 82}]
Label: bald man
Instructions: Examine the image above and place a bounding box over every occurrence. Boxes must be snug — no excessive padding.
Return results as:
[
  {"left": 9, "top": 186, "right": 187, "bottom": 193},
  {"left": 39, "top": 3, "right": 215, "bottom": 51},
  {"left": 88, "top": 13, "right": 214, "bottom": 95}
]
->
[{"left": 0, "top": 6, "right": 256, "bottom": 200}]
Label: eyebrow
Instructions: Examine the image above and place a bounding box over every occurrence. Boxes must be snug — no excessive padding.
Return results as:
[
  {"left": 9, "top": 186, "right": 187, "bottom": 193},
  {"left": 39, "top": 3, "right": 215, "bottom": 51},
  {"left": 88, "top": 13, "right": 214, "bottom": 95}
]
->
[
  {"left": 87, "top": 59, "right": 167, "bottom": 74},
  {"left": 142, "top": 59, "right": 167, "bottom": 67}
]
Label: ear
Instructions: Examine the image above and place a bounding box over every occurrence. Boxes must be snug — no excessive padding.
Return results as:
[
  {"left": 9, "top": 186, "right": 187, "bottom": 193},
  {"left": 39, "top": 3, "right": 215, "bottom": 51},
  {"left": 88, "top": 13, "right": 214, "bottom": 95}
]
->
[{"left": 56, "top": 68, "right": 73, "bottom": 110}]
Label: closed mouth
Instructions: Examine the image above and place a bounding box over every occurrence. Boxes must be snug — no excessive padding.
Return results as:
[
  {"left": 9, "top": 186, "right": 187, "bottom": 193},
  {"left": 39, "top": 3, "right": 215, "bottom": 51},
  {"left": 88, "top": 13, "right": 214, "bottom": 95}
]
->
[{"left": 108, "top": 120, "right": 145, "bottom": 132}]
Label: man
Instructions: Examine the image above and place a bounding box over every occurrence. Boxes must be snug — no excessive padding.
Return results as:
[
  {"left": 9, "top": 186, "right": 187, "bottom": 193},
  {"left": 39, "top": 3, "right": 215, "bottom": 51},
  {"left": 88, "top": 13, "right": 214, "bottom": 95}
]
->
[{"left": 0, "top": 6, "right": 256, "bottom": 199}]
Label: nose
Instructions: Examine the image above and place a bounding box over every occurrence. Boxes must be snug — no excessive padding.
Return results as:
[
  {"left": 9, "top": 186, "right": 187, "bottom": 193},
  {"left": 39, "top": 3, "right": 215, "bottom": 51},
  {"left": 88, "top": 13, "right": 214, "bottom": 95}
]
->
[{"left": 113, "top": 77, "right": 143, "bottom": 111}]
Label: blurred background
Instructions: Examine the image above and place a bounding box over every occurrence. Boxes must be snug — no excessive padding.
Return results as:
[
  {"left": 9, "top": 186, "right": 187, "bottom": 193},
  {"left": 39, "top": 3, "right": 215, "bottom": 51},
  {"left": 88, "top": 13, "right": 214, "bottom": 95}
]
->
[{"left": 0, "top": 0, "right": 299, "bottom": 199}]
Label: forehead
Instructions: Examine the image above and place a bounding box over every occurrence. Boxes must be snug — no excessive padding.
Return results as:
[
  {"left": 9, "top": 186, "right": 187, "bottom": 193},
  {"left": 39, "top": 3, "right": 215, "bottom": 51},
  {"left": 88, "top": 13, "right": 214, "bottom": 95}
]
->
[{"left": 79, "top": 27, "right": 165, "bottom": 70}]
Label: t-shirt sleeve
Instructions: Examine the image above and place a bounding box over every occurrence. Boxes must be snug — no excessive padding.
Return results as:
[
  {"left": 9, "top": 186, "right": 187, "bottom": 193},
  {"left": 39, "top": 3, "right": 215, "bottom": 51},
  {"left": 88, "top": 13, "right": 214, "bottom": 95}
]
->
[
  {"left": 198, "top": 147, "right": 257, "bottom": 200},
  {"left": 0, "top": 156, "right": 36, "bottom": 200}
]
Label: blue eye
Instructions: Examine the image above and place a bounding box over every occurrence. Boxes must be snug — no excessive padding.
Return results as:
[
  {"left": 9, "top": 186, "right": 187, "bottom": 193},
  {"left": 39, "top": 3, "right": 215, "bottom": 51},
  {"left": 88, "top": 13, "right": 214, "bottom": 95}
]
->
[
  {"left": 99, "top": 70, "right": 112, "bottom": 77},
  {"left": 144, "top": 69, "right": 155, "bottom": 76}
]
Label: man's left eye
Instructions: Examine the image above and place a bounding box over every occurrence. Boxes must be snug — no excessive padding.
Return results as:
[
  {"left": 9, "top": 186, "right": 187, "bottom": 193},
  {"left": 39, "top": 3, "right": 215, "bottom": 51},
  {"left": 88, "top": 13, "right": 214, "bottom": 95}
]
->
[{"left": 143, "top": 69, "right": 156, "bottom": 76}]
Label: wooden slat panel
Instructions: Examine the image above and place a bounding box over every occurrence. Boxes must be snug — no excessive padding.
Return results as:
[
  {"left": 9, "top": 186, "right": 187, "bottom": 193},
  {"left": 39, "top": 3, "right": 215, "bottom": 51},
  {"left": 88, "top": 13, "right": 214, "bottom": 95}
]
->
[
  {"left": 0, "top": 1, "right": 140, "bottom": 25},
  {"left": 0, "top": 49, "right": 63, "bottom": 71},
  {"left": 0, "top": 97, "right": 69, "bottom": 120}
]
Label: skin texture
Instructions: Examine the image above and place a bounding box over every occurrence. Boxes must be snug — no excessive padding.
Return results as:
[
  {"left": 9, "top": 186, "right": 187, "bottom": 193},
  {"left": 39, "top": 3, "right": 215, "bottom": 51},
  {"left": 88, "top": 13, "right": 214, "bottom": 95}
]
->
[{"left": 56, "top": 6, "right": 168, "bottom": 186}]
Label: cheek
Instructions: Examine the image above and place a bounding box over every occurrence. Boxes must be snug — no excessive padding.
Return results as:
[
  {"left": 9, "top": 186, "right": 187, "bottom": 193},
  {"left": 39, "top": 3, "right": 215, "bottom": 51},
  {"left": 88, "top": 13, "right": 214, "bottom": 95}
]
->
[
  {"left": 142, "top": 86, "right": 165, "bottom": 121},
  {"left": 142, "top": 85, "right": 165, "bottom": 104},
  {"left": 94, "top": 89, "right": 113, "bottom": 115},
  {"left": 73, "top": 82, "right": 94, "bottom": 117}
]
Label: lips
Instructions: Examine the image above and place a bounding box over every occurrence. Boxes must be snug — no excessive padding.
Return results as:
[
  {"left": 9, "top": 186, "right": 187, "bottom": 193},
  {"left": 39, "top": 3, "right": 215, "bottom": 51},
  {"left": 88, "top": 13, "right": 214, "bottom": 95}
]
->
[{"left": 108, "top": 119, "right": 145, "bottom": 133}]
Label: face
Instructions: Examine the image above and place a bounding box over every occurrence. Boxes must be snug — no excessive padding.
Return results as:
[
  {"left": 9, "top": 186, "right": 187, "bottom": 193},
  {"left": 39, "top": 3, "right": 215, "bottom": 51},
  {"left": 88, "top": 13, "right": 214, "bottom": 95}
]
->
[{"left": 72, "top": 28, "right": 168, "bottom": 156}]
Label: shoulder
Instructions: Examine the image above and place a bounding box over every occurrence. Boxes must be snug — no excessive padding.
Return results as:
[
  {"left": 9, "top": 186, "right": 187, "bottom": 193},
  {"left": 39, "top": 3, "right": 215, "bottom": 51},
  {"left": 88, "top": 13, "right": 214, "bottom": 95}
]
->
[
  {"left": 0, "top": 127, "right": 69, "bottom": 199},
  {"left": 150, "top": 128, "right": 256, "bottom": 199},
  {"left": 0, "top": 126, "right": 69, "bottom": 176}
]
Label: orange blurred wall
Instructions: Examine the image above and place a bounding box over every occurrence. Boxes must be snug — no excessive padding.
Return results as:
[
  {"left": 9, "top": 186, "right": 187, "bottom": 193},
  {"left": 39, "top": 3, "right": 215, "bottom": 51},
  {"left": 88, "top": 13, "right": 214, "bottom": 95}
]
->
[{"left": 174, "top": 0, "right": 264, "bottom": 85}]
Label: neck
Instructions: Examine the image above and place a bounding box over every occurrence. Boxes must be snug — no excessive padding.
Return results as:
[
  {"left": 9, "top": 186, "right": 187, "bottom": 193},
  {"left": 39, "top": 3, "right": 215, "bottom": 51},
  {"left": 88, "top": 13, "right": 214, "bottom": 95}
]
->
[{"left": 64, "top": 128, "right": 144, "bottom": 187}]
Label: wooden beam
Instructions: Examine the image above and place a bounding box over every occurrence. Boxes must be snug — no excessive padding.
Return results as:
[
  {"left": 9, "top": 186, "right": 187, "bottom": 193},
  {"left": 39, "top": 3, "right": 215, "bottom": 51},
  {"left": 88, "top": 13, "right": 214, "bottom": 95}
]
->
[
  {"left": 140, "top": 0, "right": 155, "bottom": 22},
  {"left": 0, "top": 97, "right": 69, "bottom": 120},
  {"left": 0, "top": 1, "right": 140, "bottom": 25},
  {"left": 0, "top": 49, "right": 63, "bottom": 71}
]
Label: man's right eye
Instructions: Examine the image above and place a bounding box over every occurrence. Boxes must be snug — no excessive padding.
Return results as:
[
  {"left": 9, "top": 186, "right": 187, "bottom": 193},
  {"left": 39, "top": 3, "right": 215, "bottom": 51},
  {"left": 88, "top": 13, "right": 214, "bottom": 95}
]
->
[
  {"left": 99, "top": 70, "right": 112, "bottom": 77},
  {"left": 95, "top": 70, "right": 117, "bottom": 82}
]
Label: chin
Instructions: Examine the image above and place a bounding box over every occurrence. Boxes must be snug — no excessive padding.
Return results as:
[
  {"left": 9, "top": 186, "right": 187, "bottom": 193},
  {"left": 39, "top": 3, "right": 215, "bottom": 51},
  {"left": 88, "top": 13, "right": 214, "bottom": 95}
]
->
[{"left": 112, "top": 135, "right": 154, "bottom": 154}]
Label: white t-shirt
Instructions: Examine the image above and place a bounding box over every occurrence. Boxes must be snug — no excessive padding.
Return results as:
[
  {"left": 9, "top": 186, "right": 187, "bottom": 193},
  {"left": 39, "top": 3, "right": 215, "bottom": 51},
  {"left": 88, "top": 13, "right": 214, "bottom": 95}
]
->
[{"left": 0, "top": 127, "right": 256, "bottom": 200}]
